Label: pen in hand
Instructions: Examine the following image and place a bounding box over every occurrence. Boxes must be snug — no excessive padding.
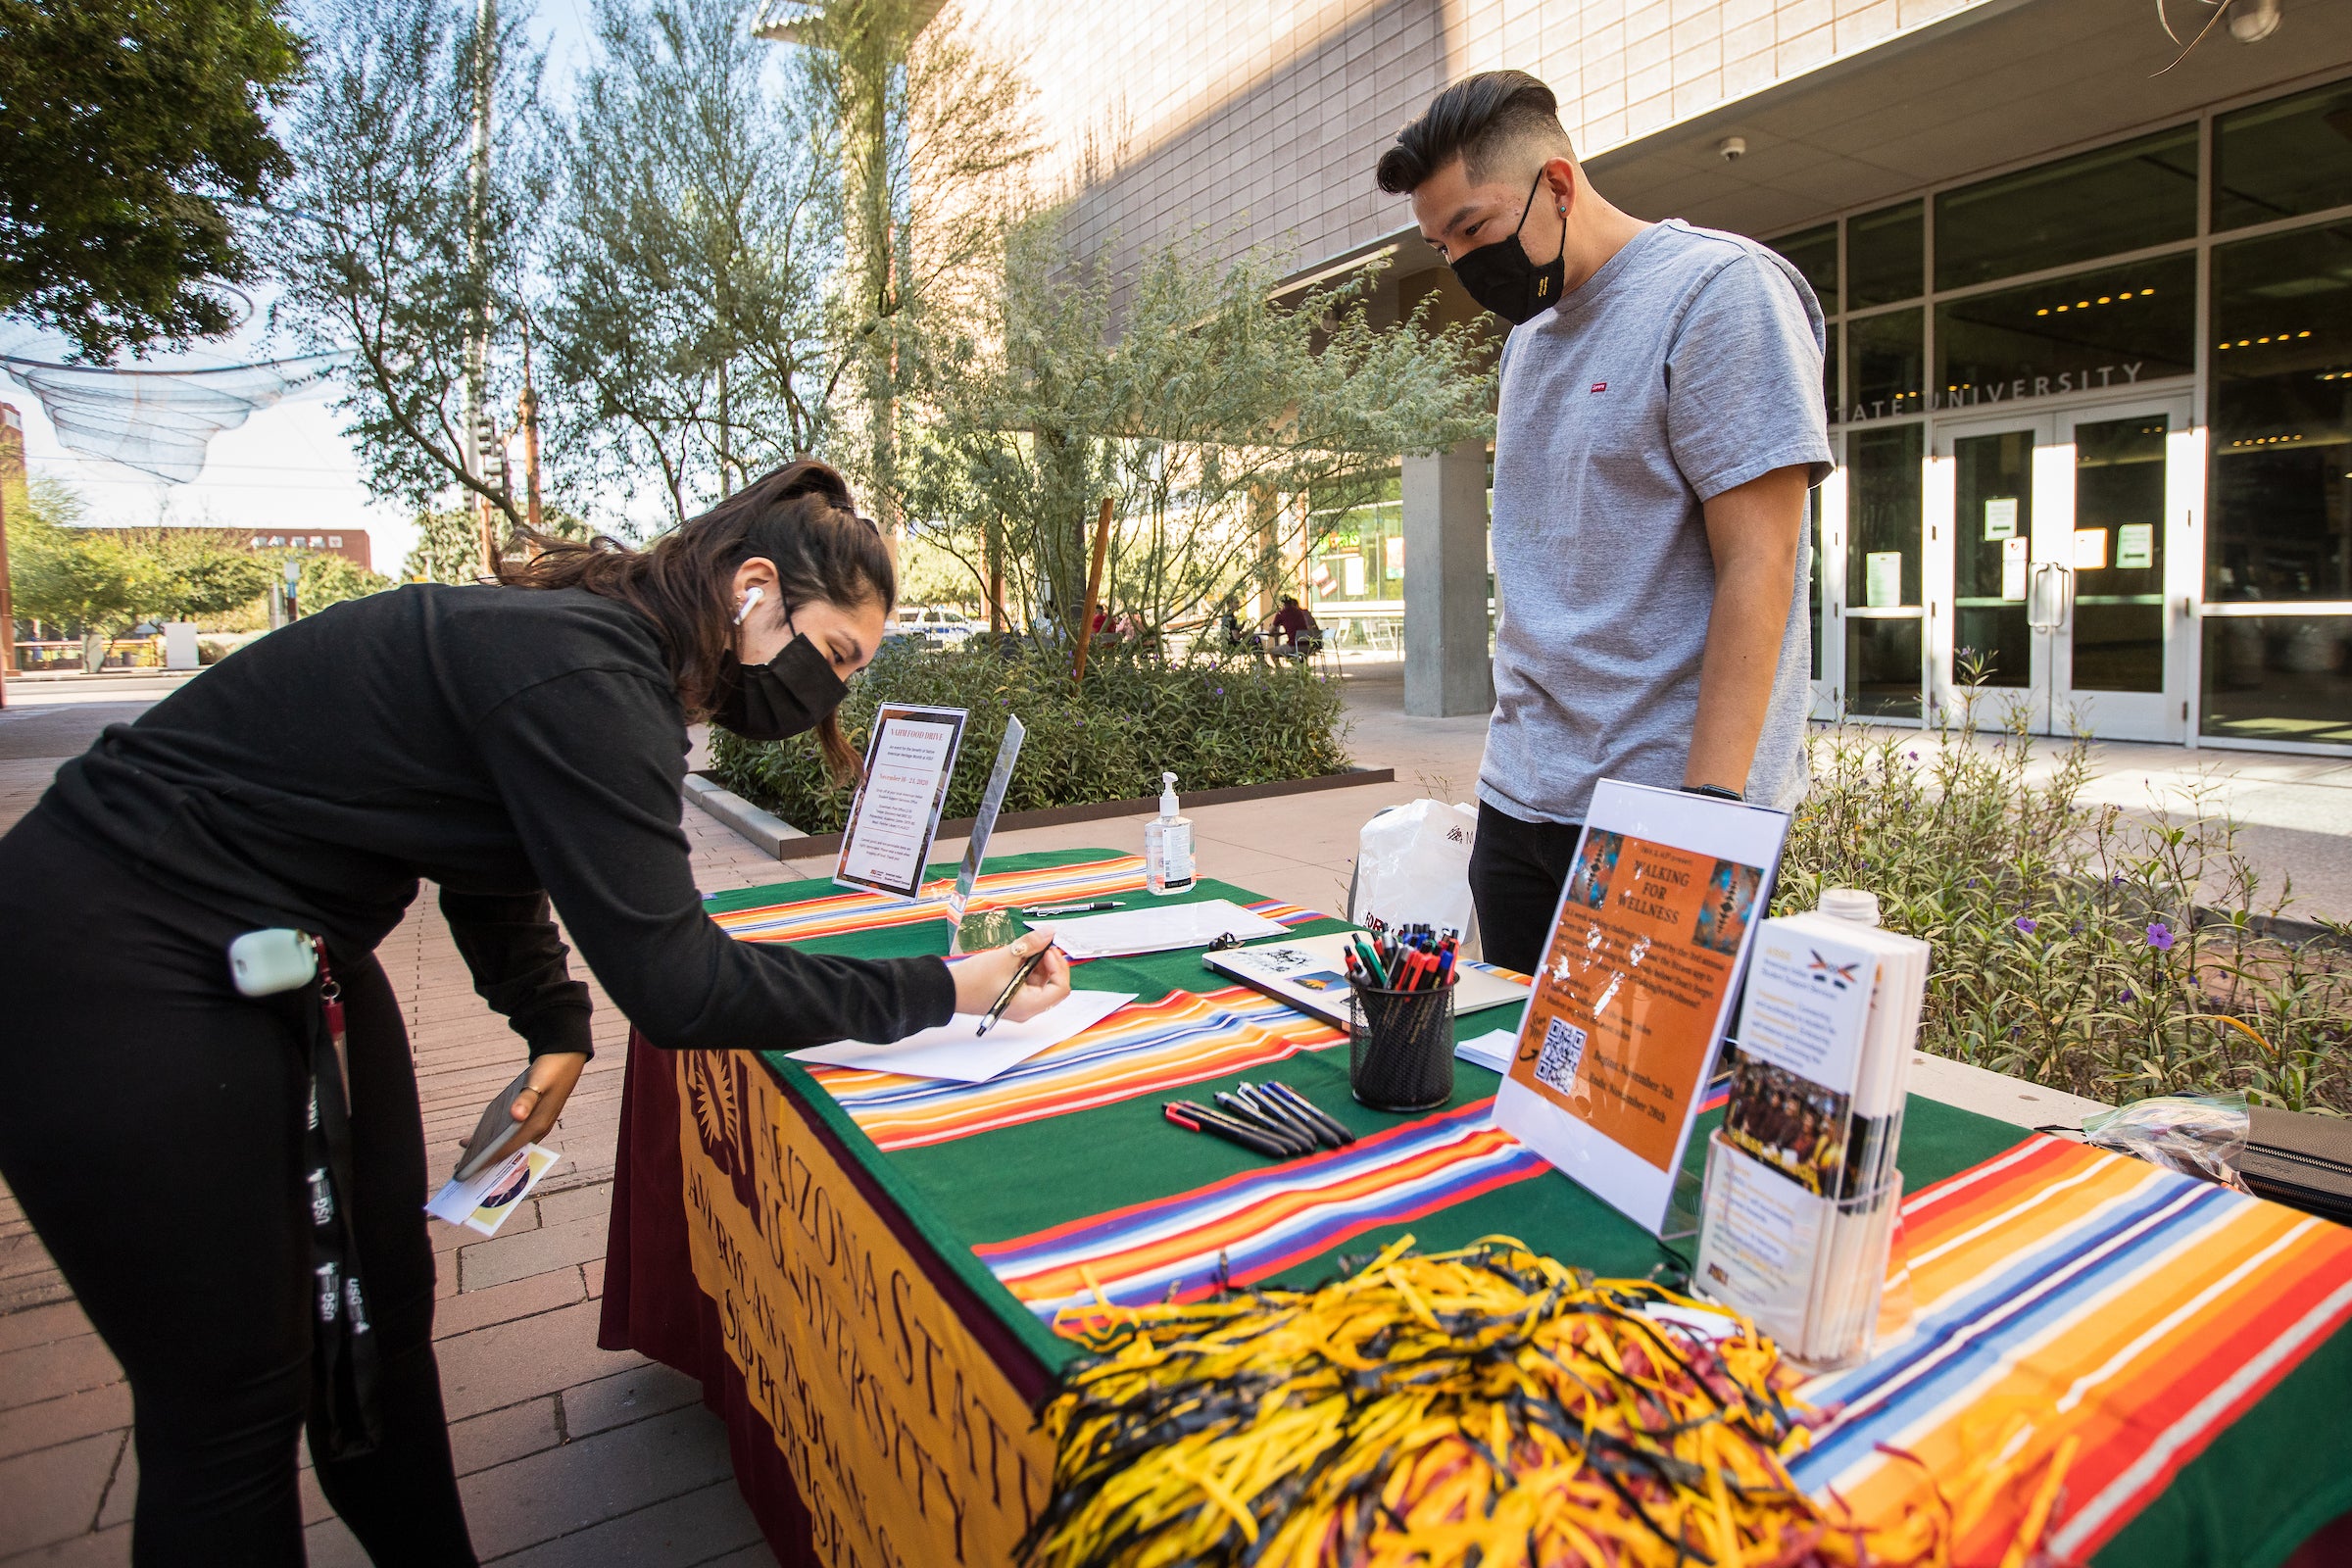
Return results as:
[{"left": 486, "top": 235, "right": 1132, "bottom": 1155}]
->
[{"left": 973, "top": 941, "right": 1054, "bottom": 1037}]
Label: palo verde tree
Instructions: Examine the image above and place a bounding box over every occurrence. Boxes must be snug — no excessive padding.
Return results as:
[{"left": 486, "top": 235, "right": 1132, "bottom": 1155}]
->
[
  {"left": 797, "top": 0, "right": 1038, "bottom": 532},
  {"left": 270, "top": 0, "right": 546, "bottom": 534},
  {"left": 539, "top": 0, "right": 840, "bottom": 526},
  {"left": 0, "top": 0, "right": 304, "bottom": 359},
  {"left": 904, "top": 222, "right": 1494, "bottom": 652}
]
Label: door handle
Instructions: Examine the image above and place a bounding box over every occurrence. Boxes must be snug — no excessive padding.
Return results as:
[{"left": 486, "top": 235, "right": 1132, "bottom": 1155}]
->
[{"left": 2028, "top": 562, "right": 2063, "bottom": 631}]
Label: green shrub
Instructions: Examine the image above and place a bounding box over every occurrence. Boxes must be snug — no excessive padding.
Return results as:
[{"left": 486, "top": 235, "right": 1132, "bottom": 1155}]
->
[
  {"left": 1780, "top": 694, "right": 2351, "bottom": 1114},
  {"left": 709, "top": 642, "right": 1352, "bottom": 834}
]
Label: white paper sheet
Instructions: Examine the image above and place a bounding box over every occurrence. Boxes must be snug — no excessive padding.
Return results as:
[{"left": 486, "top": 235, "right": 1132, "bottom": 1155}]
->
[
  {"left": 788, "top": 990, "right": 1136, "bottom": 1083},
  {"left": 1045, "top": 899, "right": 1287, "bottom": 958},
  {"left": 1456, "top": 1027, "right": 1519, "bottom": 1074}
]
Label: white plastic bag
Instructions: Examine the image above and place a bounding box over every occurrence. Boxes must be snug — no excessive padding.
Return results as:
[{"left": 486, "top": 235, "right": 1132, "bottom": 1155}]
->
[{"left": 1349, "top": 800, "right": 1482, "bottom": 958}]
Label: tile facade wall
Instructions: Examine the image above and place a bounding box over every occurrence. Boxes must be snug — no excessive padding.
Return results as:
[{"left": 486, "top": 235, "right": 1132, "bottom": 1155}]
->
[{"left": 946, "top": 0, "right": 1989, "bottom": 281}]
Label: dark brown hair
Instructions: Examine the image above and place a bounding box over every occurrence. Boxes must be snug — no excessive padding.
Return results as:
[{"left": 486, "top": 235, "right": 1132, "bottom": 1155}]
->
[
  {"left": 1375, "top": 71, "right": 1572, "bottom": 196},
  {"left": 501, "top": 459, "right": 895, "bottom": 776}
]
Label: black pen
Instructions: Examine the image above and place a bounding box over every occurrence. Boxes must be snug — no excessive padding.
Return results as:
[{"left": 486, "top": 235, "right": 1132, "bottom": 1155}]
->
[
  {"left": 972, "top": 943, "right": 1051, "bottom": 1037},
  {"left": 1210, "top": 1091, "right": 1313, "bottom": 1155},
  {"left": 1164, "top": 1103, "right": 1287, "bottom": 1158},
  {"left": 1267, "top": 1081, "right": 1356, "bottom": 1147},
  {"left": 1020, "top": 901, "right": 1123, "bottom": 916},
  {"left": 1238, "top": 1082, "right": 1336, "bottom": 1150},
  {"left": 1170, "top": 1100, "right": 1295, "bottom": 1157}
]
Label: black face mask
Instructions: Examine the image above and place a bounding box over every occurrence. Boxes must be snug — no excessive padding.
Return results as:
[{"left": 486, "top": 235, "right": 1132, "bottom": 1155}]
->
[
  {"left": 710, "top": 633, "right": 848, "bottom": 743},
  {"left": 1448, "top": 170, "right": 1567, "bottom": 325}
]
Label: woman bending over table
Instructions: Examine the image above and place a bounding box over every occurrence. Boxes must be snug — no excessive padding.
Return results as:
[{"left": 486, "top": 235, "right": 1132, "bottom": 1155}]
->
[{"left": 0, "top": 459, "right": 1069, "bottom": 1566}]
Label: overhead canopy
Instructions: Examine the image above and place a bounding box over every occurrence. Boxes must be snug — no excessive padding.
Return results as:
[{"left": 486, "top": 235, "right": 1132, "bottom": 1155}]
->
[{"left": 0, "top": 332, "right": 346, "bottom": 485}]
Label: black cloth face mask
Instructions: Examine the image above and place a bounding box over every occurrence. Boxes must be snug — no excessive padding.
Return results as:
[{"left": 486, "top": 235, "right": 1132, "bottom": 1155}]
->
[
  {"left": 1448, "top": 169, "right": 1567, "bottom": 325},
  {"left": 710, "top": 628, "right": 848, "bottom": 743}
]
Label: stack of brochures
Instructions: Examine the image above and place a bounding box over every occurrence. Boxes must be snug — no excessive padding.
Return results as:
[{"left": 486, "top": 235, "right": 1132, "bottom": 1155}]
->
[{"left": 1692, "top": 894, "right": 1929, "bottom": 1367}]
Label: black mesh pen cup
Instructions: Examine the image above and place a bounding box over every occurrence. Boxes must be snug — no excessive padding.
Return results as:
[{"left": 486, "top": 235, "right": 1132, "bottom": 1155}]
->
[{"left": 1348, "top": 980, "right": 1455, "bottom": 1112}]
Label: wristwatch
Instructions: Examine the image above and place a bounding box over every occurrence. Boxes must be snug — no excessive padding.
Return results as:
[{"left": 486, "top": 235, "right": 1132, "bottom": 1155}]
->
[{"left": 1681, "top": 784, "right": 1743, "bottom": 803}]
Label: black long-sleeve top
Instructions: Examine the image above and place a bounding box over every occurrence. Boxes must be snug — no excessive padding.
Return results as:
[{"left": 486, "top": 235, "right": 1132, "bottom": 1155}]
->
[{"left": 34, "top": 583, "right": 956, "bottom": 1057}]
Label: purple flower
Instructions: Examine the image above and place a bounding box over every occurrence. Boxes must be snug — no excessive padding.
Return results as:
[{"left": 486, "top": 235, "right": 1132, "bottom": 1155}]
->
[
  {"left": 2120, "top": 988, "right": 2135, "bottom": 1004},
  {"left": 1967, "top": 877, "right": 1979, "bottom": 889},
  {"left": 1214, "top": 686, "right": 1225, "bottom": 695},
  {"left": 2146, "top": 920, "right": 2176, "bottom": 952},
  {"left": 2014, "top": 915, "right": 2037, "bottom": 935},
  {"left": 1907, "top": 750, "right": 1919, "bottom": 760}
]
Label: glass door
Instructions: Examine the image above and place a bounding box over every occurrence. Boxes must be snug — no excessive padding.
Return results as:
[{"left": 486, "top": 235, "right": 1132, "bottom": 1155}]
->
[
  {"left": 2052, "top": 397, "right": 2194, "bottom": 741},
  {"left": 1935, "top": 415, "right": 2051, "bottom": 728},
  {"left": 1931, "top": 396, "right": 2195, "bottom": 737}
]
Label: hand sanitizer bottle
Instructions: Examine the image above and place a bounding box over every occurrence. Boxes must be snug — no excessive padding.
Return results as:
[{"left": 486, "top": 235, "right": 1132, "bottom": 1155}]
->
[{"left": 1144, "top": 771, "right": 1195, "bottom": 896}]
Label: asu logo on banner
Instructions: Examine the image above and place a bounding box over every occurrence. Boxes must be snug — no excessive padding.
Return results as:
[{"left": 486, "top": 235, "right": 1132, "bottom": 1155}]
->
[{"left": 675, "top": 1053, "right": 1051, "bottom": 1567}]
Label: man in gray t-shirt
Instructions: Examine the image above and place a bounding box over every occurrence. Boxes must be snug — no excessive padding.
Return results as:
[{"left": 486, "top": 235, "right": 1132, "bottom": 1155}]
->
[{"left": 1376, "top": 71, "right": 1831, "bottom": 972}]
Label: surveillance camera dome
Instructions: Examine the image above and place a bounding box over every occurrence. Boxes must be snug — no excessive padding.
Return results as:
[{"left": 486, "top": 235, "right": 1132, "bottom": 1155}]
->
[
  {"left": 2230, "top": 0, "right": 2281, "bottom": 43},
  {"left": 1717, "top": 135, "right": 1747, "bottom": 163}
]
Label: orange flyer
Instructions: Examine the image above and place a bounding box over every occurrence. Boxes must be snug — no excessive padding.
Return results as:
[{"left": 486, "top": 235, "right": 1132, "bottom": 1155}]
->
[{"left": 1507, "top": 830, "right": 1765, "bottom": 1170}]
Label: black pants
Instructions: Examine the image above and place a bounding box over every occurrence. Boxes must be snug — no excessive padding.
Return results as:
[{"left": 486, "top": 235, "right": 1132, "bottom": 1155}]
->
[
  {"left": 0, "top": 812, "right": 475, "bottom": 1566},
  {"left": 1467, "top": 801, "right": 1587, "bottom": 976}
]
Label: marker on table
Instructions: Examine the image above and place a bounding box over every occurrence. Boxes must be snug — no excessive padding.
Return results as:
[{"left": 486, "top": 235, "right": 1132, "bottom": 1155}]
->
[
  {"left": 1163, "top": 1102, "right": 1289, "bottom": 1158},
  {"left": 1019, "top": 901, "right": 1123, "bottom": 916}
]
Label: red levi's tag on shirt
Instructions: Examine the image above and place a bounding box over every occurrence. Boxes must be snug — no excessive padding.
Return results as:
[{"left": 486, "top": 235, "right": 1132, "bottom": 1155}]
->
[{"left": 1591, "top": 381, "right": 1608, "bottom": 393}]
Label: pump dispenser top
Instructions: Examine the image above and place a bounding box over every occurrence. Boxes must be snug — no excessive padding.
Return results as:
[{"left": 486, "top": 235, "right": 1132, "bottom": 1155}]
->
[{"left": 1159, "top": 772, "right": 1180, "bottom": 817}]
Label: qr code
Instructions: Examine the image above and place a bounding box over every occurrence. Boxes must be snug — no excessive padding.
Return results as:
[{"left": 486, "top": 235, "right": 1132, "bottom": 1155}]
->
[{"left": 1533, "top": 1017, "right": 1588, "bottom": 1094}]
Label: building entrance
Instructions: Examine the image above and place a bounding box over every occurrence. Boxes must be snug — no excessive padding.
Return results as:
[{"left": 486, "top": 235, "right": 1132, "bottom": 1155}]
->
[{"left": 1931, "top": 394, "right": 2196, "bottom": 741}]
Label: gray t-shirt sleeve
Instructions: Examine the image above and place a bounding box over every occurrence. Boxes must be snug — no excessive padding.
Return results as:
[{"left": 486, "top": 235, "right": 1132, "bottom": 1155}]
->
[{"left": 1664, "top": 253, "right": 1834, "bottom": 503}]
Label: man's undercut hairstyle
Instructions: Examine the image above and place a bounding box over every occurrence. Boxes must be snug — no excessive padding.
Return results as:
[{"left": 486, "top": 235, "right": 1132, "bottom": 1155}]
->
[{"left": 1375, "top": 71, "right": 1573, "bottom": 196}]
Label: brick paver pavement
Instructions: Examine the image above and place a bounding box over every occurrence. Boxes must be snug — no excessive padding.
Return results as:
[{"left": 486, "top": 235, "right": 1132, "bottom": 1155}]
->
[{"left": 0, "top": 685, "right": 796, "bottom": 1566}]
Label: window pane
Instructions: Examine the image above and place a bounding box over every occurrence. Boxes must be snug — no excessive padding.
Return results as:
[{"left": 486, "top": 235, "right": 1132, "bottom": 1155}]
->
[
  {"left": 1847, "top": 618, "right": 1924, "bottom": 718},
  {"left": 1846, "top": 423, "right": 1924, "bottom": 718},
  {"left": 2208, "top": 222, "right": 2352, "bottom": 603},
  {"left": 1952, "top": 430, "right": 2033, "bottom": 688},
  {"left": 2071, "top": 415, "right": 2170, "bottom": 694},
  {"left": 1935, "top": 254, "right": 2195, "bottom": 412},
  {"left": 1824, "top": 320, "right": 1839, "bottom": 423},
  {"left": 2203, "top": 615, "right": 2352, "bottom": 743},
  {"left": 1770, "top": 222, "right": 1838, "bottom": 314},
  {"left": 1848, "top": 200, "right": 1923, "bottom": 309},
  {"left": 1808, "top": 478, "right": 1825, "bottom": 680},
  {"left": 1935, "top": 125, "right": 2197, "bottom": 292},
  {"left": 2215, "top": 78, "right": 2352, "bottom": 232},
  {"left": 1850, "top": 424, "right": 1922, "bottom": 606},
  {"left": 1846, "top": 308, "right": 1924, "bottom": 422}
]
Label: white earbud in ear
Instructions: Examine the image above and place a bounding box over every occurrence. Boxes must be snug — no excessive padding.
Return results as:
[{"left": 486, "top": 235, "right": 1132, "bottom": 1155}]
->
[{"left": 733, "top": 586, "right": 763, "bottom": 625}]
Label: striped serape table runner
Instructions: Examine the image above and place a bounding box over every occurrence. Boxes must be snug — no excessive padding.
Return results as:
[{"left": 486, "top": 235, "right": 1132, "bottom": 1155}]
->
[{"left": 708, "top": 848, "right": 2352, "bottom": 1567}]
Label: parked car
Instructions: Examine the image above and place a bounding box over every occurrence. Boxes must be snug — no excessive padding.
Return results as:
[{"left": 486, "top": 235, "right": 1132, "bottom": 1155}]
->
[{"left": 897, "top": 605, "right": 980, "bottom": 649}]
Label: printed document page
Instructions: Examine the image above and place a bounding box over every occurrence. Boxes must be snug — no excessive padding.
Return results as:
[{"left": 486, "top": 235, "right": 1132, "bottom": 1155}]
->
[{"left": 834, "top": 706, "right": 967, "bottom": 900}]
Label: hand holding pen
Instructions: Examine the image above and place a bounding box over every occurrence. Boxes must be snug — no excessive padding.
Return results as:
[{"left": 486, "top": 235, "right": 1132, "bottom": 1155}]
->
[{"left": 956, "top": 928, "right": 1070, "bottom": 1032}]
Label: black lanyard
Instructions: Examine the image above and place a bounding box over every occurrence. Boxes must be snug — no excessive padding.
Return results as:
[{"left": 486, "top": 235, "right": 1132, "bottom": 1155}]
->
[{"left": 300, "top": 943, "right": 383, "bottom": 1458}]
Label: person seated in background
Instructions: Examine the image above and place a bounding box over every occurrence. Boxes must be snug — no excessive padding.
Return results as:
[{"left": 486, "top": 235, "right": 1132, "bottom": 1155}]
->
[{"left": 1265, "top": 595, "right": 1323, "bottom": 658}]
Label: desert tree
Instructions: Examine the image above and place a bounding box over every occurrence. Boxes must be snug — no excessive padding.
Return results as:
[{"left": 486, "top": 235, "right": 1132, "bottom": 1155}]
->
[
  {"left": 904, "top": 222, "right": 1494, "bottom": 655},
  {"left": 538, "top": 0, "right": 839, "bottom": 525},
  {"left": 270, "top": 0, "right": 546, "bottom": 534}
]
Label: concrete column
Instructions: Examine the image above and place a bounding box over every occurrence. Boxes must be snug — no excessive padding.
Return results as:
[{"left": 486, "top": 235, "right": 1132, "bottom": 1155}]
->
[{"left": 1400, "top": 437, "right": 1494, "bottom": 717}]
